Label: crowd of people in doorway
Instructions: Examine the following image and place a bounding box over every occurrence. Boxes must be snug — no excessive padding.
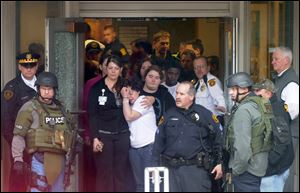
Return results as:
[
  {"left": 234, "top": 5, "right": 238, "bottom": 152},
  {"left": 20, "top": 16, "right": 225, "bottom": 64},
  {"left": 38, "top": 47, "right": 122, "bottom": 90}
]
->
[{"left": 1, "top": 24, "right": 299, "bottom": 192}]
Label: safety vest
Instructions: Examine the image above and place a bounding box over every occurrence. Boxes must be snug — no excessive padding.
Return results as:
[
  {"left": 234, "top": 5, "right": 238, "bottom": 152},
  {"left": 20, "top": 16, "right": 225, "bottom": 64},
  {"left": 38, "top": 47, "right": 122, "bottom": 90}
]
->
[
  {"left": 226, "top": 96, "right": 273, "bottom": 156},
  {"left": 26, "top": 99, "right": 74, "bottom": 154}
]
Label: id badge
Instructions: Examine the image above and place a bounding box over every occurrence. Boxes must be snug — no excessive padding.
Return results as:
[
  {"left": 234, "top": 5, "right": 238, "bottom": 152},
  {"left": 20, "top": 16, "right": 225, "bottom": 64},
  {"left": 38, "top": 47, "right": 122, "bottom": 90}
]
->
[
  {"left": 98, "top": 89, "right": 107, "bottom": 105},
  {"left": 98, "top": 96, "right": 107, "bottom": 105}
]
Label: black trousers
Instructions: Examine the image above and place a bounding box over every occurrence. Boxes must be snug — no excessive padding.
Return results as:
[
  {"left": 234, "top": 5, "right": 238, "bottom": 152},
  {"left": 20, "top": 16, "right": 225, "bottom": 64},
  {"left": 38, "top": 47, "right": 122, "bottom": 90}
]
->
[
  {"left": 169, "top": 165, "right": 211, "bottom": 192},
  {"left": 83, "top": 144, "right": 96, "bottom": 192},
  {"left": 93, "top": 131, "right": 134, "bottom": 192}
]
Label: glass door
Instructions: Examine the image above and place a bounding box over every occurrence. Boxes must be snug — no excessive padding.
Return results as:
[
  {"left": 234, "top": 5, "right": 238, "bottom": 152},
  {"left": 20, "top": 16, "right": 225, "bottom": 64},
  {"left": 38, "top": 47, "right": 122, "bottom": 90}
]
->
[{"left": 45, "top": 18, "right": 87, "bottom": 191}]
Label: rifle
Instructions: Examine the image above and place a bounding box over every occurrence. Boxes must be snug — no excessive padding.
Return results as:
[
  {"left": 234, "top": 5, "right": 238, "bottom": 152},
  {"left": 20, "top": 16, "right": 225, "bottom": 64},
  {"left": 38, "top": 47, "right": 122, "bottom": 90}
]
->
[
  {"left": 224, "top": 172, "right": 234, "bottom": 192},
  {"left": 56, "top": 104, "right": 83, "bottom": 189}
]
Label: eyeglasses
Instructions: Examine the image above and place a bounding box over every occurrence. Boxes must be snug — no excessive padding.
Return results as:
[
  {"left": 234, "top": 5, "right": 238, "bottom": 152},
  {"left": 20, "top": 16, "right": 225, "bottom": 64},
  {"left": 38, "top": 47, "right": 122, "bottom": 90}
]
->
[{"left": 160, "top": 42, "right": 169, "bottom": 46}]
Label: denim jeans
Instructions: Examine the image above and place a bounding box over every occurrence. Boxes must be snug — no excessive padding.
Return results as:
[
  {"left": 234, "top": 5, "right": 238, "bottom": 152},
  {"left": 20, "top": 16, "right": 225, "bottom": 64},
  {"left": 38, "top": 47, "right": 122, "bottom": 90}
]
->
[
  {"left": 129, "top": 143, "right": 154, "bottom": 192},
  {"left": 31, "top": 154, "right": 65, "bottom": 192},
  {"left": 260, "top": 169, "right": 290, "bottom": 192}
]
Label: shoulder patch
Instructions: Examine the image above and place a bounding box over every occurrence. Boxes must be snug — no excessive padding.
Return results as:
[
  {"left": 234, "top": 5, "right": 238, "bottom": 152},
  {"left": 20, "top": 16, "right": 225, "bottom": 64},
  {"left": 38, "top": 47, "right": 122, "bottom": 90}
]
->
[
  {"left": 158, "top": 116, "right": 165, "bottom": 126},
  {"left": 284, "top": 104, "right": 289, "bottom": 112},
  {"left": 212, "top": 114, "right": 219, "bottom": 123},
  {"left": 120, "top": 48, "right": 127, "bottom": 56},
  {"left": 3, "top": 90, "right": 14, "bottom": 101},
  {"left": 208, "top": 79, "right": 216, "bottom": 87}
]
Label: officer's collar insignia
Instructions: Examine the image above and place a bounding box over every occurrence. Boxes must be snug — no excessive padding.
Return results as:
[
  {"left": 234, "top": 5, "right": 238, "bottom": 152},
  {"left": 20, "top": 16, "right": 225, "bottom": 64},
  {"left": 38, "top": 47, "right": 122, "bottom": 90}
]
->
[
  {"left": 200, "top": 84, "right": 206, "bottom": 91},
  {"left": 4, "top": 90, "right": 14, "bottom": 101},
  {"left": 120, "top": 48, "right": 127, "bottom": 56},
  {"left": 212, "top": 114, "right": 219, "bottom": 123},
  {"left": 284, "top": 104, "right": 289, "bottom": 112},
  {"left": 208, "top": 79, "right": 216, "bottom": 87},
  {"left": 158, "top": 116, "right": 165, "bottom": 126}
]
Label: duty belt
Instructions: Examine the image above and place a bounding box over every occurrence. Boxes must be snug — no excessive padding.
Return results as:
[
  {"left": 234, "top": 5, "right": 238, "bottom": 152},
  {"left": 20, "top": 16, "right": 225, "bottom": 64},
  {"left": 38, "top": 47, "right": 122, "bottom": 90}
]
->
[
  {"left": 160, "top": 155, "right": 198, "bottom": 168},
  {"left": 98, "top": 129, "right": 128, "bottom": 135}
]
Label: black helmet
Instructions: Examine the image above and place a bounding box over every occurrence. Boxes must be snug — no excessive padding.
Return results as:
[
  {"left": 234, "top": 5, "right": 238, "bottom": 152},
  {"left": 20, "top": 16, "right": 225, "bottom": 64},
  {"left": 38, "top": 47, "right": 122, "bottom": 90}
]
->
[
  {"left": 35, "top": 72, "right": 58, "bottom": 88},
  {"left": 226, "top": 72, "right": 253, "bottom": 88}
]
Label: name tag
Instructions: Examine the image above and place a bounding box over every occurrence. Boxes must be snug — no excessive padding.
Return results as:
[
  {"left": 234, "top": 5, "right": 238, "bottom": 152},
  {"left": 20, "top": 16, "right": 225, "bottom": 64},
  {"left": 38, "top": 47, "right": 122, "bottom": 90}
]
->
[{"left": 98, "top": 96, "right": 107, "bottom": 105}]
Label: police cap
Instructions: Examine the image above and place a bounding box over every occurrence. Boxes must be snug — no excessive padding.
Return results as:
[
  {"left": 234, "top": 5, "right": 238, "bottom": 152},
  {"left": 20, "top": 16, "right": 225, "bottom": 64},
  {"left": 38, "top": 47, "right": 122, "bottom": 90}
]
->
[
  {"left": 17, "top": 52, "right": 40, "bottom": 68},
  {"left": 85, "top": 40, "right": 104, "bottom": 54},
  {"left": 35, "top": 72, "right": 58, "bottom": 88}
]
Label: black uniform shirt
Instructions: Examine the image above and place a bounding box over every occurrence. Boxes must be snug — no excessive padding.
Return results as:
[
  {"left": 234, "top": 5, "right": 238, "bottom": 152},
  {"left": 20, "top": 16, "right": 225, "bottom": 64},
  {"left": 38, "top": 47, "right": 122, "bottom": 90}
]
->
[
  {"left": 1, "top": 75, "right": 37, "bottom": 144},
  {"left": 103, "top": 39, "right": 129, "bottom": 63},
  {"left": 153, "top": 103, "right": 222, "bottom": 160},
  {"left": 88, "top": 76, "right": 128, "bottom": 139}
]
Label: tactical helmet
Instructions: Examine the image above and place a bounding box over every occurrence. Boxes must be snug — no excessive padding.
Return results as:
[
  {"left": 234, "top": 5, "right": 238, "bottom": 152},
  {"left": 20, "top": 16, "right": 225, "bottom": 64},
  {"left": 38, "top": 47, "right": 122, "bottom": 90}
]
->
[
  {"left": 35, "top": 72, "right": 58, "bottom": 88},
  {"left": 226, "top": 72, "right": 253, "bottom": 88}
]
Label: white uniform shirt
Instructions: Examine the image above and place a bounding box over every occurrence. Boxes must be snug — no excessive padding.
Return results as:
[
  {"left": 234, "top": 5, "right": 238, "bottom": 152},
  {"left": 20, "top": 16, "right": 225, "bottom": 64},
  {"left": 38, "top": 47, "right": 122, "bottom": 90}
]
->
[
  {"left": 161, "top": 82, "right": 179, "bottom": 100},
  {"left": 278, "top": 69, "right": 299, "bottom": 120},
  {"left": 128, "top": 96, "right": 158, "bottom": 148},
  {"left": 21, "top": 74, "right": 37, "bottom": 91},
  {"left": 195, "top": 73, "right": 226, "bottom": 116}
]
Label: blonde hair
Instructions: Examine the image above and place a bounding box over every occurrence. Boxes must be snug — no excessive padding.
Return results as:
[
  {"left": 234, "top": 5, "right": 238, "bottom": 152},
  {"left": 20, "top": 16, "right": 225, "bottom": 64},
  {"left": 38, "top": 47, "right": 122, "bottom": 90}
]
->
[{"left": 152, "top": 31, "right": 170, "bottom": 43}]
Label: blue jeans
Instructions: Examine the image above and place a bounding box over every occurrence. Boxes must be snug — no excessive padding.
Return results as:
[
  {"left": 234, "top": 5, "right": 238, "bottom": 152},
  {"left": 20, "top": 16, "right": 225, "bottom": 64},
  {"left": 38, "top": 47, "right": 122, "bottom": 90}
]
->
[
  {"left": 129, "top": 143, "right": 154, "bottom": 192},
  {"left": 260, "top": 169, "right": 290, "bottom": 192},
  {"left": 31, "top": 154, "right": 65, "bottom": 192},
  {"left": 233, "top": 171, "right": 261, "bottom": 192}
]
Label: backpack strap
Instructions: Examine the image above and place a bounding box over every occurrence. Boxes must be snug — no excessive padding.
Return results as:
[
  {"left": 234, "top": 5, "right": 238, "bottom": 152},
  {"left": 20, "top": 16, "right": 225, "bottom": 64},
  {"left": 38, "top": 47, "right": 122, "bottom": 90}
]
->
[{"left": 242, "top": 96, "right": 273, "bottom": 155}]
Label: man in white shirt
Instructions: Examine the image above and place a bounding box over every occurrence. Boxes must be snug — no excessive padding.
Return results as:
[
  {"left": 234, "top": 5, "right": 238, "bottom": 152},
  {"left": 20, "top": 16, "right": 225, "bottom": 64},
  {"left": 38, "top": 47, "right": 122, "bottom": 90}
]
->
[
  {"left": 271, "top": 46, "right": 299, "bottom": 192},
  {"left": 193, "top": 56, "right": 226, "bottom": 126}
]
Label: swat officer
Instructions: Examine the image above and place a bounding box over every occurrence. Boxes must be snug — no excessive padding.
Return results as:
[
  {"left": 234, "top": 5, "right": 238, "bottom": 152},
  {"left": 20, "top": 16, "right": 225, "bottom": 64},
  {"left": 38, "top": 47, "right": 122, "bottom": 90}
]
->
[
  {"left": 102, "top": 25, "right": 129, "bottom": 64},
  {"left": 153, "top": 81, "right": 223, "bottom": 192},
  {"left": 11, "top": 72, "right": 76, "bottom": 192},
  {"left": 224, "top": 72, "right": 269, "bottom": 192},
  {"left": 193, "top": 56, "right": 226, "bottom": 126}
]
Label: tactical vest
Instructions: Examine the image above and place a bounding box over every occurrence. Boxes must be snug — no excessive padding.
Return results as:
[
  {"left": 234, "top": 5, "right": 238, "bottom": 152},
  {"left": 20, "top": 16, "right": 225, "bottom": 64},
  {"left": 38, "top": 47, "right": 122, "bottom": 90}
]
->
[
  {"left": 226, "top": 96, "right": 273, "bottom": 155},
  {"left": 274, "top": 67, "right": 299, "bottom": 138},
  {"left": 26, "top": 99, "right": 74, "bottom": 154}
]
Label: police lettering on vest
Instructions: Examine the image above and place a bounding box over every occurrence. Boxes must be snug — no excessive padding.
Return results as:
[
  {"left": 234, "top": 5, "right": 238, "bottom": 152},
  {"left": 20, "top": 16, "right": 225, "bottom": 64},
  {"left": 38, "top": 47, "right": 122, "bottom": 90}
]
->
[{"left": 45, "top": 116, "right": 65, "bottom": 125}]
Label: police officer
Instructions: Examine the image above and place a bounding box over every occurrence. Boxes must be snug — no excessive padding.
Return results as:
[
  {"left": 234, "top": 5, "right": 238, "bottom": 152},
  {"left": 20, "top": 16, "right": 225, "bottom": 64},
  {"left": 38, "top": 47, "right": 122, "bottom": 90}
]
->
[
  {"left": 271, "top": 47, "right": 299, "bottom": 192},
  {"left": 11, "top": 72, "right": 76, "bottom": 192},
  {"left": 153, "top": 81, "right": 223, "bottom": 192},
  {"left": 102, "top": 25, "right": 129, "bottom": 63},
  {"left": 84, "top": 40, "right": 104, "bottom": 83},
  {"left": 193, "top": 56, "right": 226, "bottom": 126},
  {"left": 224, "top": 72, "right": 269, "bottom": 192},
  {"left": 1, "top": 52, "right": 40, "bottom": 191},
  {"left": 1, "top": 52, "right": 40, "bottom": 146}
]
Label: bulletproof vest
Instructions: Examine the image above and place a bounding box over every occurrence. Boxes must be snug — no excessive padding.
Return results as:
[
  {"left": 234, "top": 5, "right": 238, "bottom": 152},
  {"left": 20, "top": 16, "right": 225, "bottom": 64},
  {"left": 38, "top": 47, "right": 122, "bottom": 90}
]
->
[
  {"left": 274, "top": 67, "right": 299, "bottom": 138},
  {"left": 26, "top": 99, "right": 74, "bottom": 154},
  {"left": 225, "top": 96, "right": 273, "bottom": 155}
]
